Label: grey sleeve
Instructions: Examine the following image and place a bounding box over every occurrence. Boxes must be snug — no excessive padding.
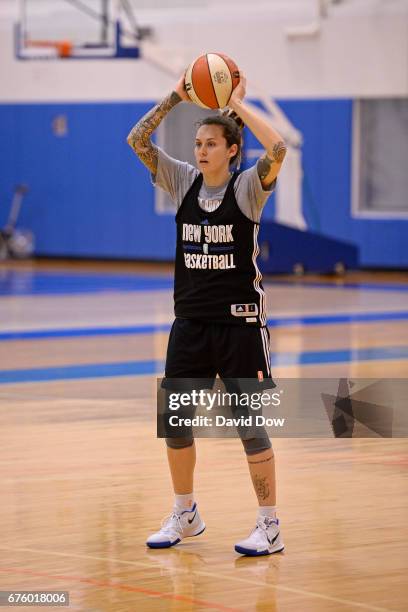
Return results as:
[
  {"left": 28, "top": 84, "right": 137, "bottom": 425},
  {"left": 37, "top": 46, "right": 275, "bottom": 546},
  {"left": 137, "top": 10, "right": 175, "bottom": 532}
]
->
[
  {"left": 151, "top": 147, "right": 199, "bottom": 209},
  {"left": 234, "top": 164, "right": 276, "bottom": 223}
]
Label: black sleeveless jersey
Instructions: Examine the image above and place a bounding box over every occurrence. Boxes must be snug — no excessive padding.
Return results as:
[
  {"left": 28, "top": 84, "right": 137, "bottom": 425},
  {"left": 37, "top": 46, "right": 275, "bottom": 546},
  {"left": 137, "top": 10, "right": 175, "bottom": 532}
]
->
[{"left": 174, "top": 171, "right": 267, "bottom": 326}]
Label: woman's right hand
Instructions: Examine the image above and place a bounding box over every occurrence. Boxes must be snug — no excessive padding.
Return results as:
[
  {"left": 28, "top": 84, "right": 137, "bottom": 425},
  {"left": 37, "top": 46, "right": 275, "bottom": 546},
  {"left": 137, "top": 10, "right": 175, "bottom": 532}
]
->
[{"left": 174, "top": 73, "right": 191, "bottom": 103}]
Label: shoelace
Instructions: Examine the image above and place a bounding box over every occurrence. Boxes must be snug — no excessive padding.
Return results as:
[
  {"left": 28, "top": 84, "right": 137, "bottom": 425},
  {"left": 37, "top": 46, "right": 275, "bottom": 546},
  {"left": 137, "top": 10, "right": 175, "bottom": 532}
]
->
[
  {"left": 160, "top": 512, "right": 183, "bottom": 536},
  {"left": 254, "top": 517, "right": 278, "bottom": 535}
]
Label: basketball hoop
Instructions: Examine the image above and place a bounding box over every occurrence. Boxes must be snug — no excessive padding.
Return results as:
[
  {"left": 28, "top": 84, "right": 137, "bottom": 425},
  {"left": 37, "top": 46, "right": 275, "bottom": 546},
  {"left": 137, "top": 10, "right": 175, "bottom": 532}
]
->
[{"left": 26, "top": 39, "right": 73, "bottom": 59}]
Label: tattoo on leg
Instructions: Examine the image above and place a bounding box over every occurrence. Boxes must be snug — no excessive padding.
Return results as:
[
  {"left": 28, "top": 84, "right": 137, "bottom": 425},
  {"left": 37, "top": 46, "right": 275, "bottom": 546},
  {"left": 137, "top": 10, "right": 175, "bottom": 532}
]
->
[
  {"left": 127, "top": 91, "right": 181, "bottom": 174},
  {"left": 254, "top": 475, "right": 270, "bottom": 501},
  {"left": 248, "top": 455, "right": 273, "bottom": 465}
]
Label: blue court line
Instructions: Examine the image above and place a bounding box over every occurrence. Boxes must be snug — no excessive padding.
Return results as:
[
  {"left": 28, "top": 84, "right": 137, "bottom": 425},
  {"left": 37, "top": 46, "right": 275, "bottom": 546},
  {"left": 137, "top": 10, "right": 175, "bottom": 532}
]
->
[
  {"left": 264, "top": 280, "right": 408, "bottom": 292},
  {"left": 0, "top": 346, "right": 407, "bottom": 385},
  {"left": 0, "top": 360, "right": 164, "bottom": 384},
  {"left": 267, "top": 311, "right": 408, "bottom": 327},
  {"left": 271, "top": 346, "right": 408, "bottom": 366},
  {"left": 1, "top": 311, "right": 408, "bottom": 341},
  {"left": 0, "top": 323, "right": 173, "bottom": 341},
  {"left": 1, "top": 270, "right": 408, "bottom": 297},
  {"left": 0, "top": 271, "right": 173, "bottom": 296}
]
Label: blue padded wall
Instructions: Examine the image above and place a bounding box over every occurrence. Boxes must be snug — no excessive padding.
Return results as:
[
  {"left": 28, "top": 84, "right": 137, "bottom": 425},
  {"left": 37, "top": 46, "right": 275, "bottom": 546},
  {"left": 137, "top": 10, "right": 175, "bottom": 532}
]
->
[
  {"left": 0, "top": 100, "right": 407, "bottom": 266},
  {"left": 0, "top": 103, "right": 175, "bottom": 259},
  {"left": 245, "top": 99, "right": 408, "bottom": 268}
]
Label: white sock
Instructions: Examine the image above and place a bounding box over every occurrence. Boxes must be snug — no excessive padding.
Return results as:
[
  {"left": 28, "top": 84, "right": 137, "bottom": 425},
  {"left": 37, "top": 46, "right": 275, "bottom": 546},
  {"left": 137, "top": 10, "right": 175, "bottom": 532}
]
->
[
  {"left": 174, "top": 493, "right": 195, "bottom": 513},
  {"left": 258, "top": 505, "right": 277, "bottom": 520}
]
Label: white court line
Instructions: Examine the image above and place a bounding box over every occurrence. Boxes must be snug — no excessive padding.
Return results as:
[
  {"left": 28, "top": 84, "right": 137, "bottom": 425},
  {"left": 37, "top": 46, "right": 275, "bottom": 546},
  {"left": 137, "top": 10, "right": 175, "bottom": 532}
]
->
[{"left": 0, "top": 545, "right": 396, "bottom": 612}]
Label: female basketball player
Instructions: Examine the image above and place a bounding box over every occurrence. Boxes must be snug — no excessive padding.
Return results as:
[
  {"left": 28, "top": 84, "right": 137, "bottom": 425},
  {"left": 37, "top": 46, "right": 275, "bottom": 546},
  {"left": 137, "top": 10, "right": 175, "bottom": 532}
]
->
[{"left": 127, "top": 72, "right": 287, "bottom": 556}]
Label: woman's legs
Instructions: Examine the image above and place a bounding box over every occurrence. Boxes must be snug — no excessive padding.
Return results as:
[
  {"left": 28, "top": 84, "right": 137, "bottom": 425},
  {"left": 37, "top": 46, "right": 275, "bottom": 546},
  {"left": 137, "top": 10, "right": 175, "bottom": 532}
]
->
[
  {"left": 235, "top": 446, "right": 284, "bottom": 555},
  {"left": 246, "top": 448, "right": 276, "bottom": 506},
  {"left": 146, "top": 441, "right": 204, "bottom": 548},
  {"left": 167, "top": 442, "right": 196, "bottom": 495}
]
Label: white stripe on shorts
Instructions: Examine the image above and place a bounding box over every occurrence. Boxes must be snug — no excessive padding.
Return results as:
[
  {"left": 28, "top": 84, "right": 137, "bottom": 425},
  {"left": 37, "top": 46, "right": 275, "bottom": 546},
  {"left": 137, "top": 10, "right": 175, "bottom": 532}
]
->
[{"left": 260, "top": 327, "right": 271, "bottom": 377}]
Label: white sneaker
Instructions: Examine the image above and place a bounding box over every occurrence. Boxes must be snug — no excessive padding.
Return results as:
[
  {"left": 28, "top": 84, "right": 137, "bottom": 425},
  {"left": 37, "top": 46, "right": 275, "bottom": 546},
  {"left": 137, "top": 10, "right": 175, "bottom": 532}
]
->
[
  {"left": 146, "top": 503, "right": 206, "bottom": 549},
  {"left": 235, "top": 517, "right": 284, "bottom": 556}
]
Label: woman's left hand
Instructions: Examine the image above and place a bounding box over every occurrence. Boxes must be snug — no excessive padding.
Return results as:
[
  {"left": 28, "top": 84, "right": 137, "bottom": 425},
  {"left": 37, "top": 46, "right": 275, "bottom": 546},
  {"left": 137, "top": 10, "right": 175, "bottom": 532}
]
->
[{"left": 229, "top": 72, "right": 246, "bottom": 106}]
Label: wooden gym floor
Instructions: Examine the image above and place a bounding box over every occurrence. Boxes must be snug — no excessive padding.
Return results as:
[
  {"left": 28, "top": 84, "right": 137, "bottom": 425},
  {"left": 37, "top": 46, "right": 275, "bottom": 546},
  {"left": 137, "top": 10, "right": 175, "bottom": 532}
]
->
[{"left": 0, "top": 261, "right": 407, "bottom": 611}]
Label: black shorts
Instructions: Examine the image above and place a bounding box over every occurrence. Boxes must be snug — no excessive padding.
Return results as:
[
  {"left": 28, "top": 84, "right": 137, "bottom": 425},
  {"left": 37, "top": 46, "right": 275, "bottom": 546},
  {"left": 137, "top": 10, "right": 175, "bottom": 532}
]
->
[{"left": 162, "top": 318, "right": 275, "bottom": 392}]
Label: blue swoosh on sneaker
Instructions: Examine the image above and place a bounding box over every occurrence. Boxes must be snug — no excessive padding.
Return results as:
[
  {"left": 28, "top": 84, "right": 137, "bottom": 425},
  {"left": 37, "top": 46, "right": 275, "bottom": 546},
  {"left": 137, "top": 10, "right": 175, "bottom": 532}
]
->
[
  {"left": 188, "top": 510, "right": 197, "bottom": 524},
  {"left": 267, "top": 531, "right": 280, "bottom": 545}
]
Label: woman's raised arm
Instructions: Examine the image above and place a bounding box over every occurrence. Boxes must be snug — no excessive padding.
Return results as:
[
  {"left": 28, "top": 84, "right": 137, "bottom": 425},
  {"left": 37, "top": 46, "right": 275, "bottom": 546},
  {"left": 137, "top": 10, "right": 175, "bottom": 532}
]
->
[
  {"left": 127, "top": 75, "right": 190, "bottom": 174},
  {"left": 228, "top": 73, "right": 287, "bottom": 188}
]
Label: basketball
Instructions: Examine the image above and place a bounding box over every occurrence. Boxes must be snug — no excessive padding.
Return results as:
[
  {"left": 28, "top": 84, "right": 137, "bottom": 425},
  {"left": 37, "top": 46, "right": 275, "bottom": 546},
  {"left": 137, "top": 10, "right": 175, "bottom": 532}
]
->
[{"left": 184, "top": 53, "right": 240, "bottom": 109}]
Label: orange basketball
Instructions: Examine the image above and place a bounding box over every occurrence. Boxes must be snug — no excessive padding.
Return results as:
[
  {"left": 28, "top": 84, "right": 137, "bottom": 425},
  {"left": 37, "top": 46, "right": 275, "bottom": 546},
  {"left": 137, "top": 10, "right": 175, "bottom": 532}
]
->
[{"left": 184, "top": 53, "right": 240, "bottom": 109}]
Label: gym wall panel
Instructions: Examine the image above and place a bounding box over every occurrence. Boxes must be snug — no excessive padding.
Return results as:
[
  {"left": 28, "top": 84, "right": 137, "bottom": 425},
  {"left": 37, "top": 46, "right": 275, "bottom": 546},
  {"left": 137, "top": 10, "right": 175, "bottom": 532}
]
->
[
  {"left": 279, "top": 99, "right": 408, "bottom": 268},
  {"left": 0, "top": 102, "right": 176, "bottom": 260},
  {"left": 245, "top": 98, "right": 408, "bottom": 268},
  {"left": 1, "top": 100, "right": 407, "bottom": 267},
  {"left": 2, "top": 3, "right": 407, "bottom": 100}
]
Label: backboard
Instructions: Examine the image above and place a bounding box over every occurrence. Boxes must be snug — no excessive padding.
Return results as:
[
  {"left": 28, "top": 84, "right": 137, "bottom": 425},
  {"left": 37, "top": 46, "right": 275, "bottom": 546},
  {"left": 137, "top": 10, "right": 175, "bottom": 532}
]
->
[{"left": 15, "top": 0, "right": 142, "bottom": 59}]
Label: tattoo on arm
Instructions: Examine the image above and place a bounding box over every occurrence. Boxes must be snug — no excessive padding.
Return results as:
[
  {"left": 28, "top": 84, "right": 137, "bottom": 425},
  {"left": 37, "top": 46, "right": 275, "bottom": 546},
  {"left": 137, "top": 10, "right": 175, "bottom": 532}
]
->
[
  {"left": 257, "top": 140, "right": 287, "bottom": 181},
  {"left": 248, "top": 455, "right": 273, "bottom": 465},
  {"left": 272, "top": 140, "right": 287, "bottom": 163},
  {"left": 254, "top": 475, "right": 270, "bottom": 501},
  {"left": 257, "top": 154, "right": 274, "bottom": 181},
  {"left": 127, "top": 91, "right": 181, "bottom": 174}
]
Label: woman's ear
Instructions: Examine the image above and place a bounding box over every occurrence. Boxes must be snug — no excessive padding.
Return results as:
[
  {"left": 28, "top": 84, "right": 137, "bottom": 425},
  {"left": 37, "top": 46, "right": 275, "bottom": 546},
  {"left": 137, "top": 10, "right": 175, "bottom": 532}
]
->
[{"left": 229, "top": 143, "right": 238, "bottom": 159}]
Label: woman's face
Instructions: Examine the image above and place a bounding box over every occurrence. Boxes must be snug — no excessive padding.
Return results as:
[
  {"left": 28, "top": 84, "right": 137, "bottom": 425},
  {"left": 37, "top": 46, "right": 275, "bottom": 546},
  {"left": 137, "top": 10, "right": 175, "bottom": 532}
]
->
[{"left": 194, "top": 124, "right": 238, "bottom": 174}]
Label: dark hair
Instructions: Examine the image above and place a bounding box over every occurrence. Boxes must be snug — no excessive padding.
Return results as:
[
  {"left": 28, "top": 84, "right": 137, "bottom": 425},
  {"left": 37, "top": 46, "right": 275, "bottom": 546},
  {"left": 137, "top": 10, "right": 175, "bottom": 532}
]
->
[{"left": 196, "top": 111, "right": 244, "bottom": 168}]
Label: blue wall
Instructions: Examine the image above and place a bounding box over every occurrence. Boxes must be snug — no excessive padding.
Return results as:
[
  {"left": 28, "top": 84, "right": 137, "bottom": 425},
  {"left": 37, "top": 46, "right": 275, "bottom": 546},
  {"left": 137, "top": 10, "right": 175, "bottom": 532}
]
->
[
  {"left": 0, "top": 103, "right": 176, "bottom": 259},
  {"left": 1, "top": 100, "right": 407, "bottom": 267}
]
